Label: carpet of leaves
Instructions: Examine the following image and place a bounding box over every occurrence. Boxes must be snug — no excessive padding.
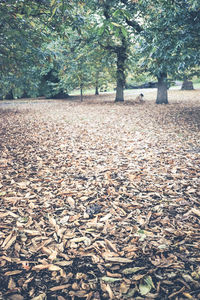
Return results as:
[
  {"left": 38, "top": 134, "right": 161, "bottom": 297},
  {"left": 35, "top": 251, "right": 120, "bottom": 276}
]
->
[{"left": 0, "top": 90, "right": 200, "bottom": 300}]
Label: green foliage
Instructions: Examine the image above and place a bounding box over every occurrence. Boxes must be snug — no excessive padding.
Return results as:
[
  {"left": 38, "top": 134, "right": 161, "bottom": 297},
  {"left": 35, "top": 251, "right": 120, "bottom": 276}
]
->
[
  {"left": 135, "top": 0, "right": 200, "bottom": 80},
  {"left": 0, "top": 69, "right": 41, "bottom": 99},
  {"left": 0, "top": 0, "right": 52, "bottom": 98},
  {"left": 1, "top": 0, "right": 200, "bottom": 100}
]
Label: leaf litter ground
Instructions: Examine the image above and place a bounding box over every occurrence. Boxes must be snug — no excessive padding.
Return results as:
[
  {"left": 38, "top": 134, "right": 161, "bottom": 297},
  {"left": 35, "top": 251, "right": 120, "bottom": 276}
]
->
[{"left": 0, "top": 90, "right": 200, "bottom": 300}]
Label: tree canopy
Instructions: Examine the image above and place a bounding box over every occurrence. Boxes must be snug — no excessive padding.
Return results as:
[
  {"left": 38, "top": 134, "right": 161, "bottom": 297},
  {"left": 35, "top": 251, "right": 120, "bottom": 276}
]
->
[{"left": 0, "top": 0, "right": 199, "bottom": 102}]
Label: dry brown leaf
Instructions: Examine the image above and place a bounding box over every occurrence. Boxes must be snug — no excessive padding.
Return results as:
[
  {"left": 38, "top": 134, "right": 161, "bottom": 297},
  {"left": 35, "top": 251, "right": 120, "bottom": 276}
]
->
[
  {"left": 100, "top": 213, "right": 112, "bottom": 222},
  {"left": 106, "top": 271, "right": 122, "bottom": 278},
  {"left": 105, "top": 239, "right": 118, "bottom": 253},
  {"left": 17, "top": 181, "right": 30, "bottom": 189},
  {"left": 23, "top": 229, "right": 41, "bottom": 236},
  {"left": 48, "top": 264, "right": 62, "bottom": 271},
  {"left": 67, "top": 196, "right": 75, "bottom": 207},
  {"left": 1, "top": 92, "right": 200, "bottom": 300},
  {"left": 105, "top": 284, "right": 114, "bottom": 299},
  {"left": 49, "top": 284, "right": 70, "bottom": 291},
  {"left": 69, "top": 290, "right": 88, "bottom": 297},
  {"left": 8, "top": 277, "right": 16, "bottom": 289},
  {"left": 6, "top": 294, "right": 24, "bottom": 300},
  {"left": 104, "top": 256, "right": 132, "bottom": 263},
  {"left": 5, "top": 270, "right": 23, "bottom": 276},
  {"left": 32, "top": 264, "right": 50, "bottom": 271},
  {"left": 2, "top": 232, "right": 13, "bottom": 248},
  {"left": 120, "top": 281, "right": 130, "bottom": 294},
  {"left": 28, "top": 202, "right": 35, "bottom": 209},
  {"left": 132, "top": 274, "right": 146, "bottom": 281},
  {"left": 48, "top": 250, "right": 58, "bottom": 261},
  {"left": 41, "top": 246, "right": 52, "bottom": 256},
  {"left": 122, "top": 245, "right": 138, "bottom": 252},
  {"left": 0, "top": 212, "right": 9, "bottom": 218},
  {"left": 3, "top": 235, "right": 17, "bottom": 250},
  {"left": 136, "top": 215, "right": 145, "bottom": 226},
  {"left": 70, "top": 236, "right": 91, "bottom": 246},
  {"left": 48, "top": 215, "right": 59, "bottom": 229},
  {"left": 191, "top": 208, "right": 200, "bottom": 217},
  {"left": 55, "top": 260, "right": 73, "bottom": 267},
  {"left": 0, "top": 255, "right": 12, "bottom": 262}
]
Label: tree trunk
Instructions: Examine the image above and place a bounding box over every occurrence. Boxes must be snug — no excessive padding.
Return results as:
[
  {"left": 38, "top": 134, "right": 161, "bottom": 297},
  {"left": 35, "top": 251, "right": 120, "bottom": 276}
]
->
[
  {"left": 80, "top": 84, "right": 83, "bottom": 102},
  {"left": 5, "top": 90, "right": 14, "bottom": 100},
  {"left": 156, "top": 72, "right": 168, "bottom": 104},
  {"left": 95, "top": 84, "right": 99, "bottom": 95},
  {"left": 115, "top": 49, "right": 126, "bottom": 102},
  {"left": 95, "top": 73, "right": 99, "bottom": 95},
  {"left": 181, "top": 79, "right": 194, "bottom": 90}
]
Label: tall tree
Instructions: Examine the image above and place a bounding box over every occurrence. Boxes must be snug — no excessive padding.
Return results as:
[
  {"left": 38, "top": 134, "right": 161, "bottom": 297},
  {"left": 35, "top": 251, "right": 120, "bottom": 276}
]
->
[
  {"left": 84, "top": 0, "right": 142, "bottom": 102},
  {"left": 43, "top": 1, "right": 117, "bottom": 99},
  {"left": 0, "top": 0, "right": 51, "bottom": 98},
  {"left": 0, "top": 0, "right": 73, "bottom": 99},
  {"left": 135, "top": 0, "right": 200, "bottom": 104}
]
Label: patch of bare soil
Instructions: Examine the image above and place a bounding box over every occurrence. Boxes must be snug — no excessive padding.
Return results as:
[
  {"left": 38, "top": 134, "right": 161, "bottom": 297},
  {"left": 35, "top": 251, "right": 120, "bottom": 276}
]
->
[{"left": 0, "top": 91, "right": 200, "bottom": 299}]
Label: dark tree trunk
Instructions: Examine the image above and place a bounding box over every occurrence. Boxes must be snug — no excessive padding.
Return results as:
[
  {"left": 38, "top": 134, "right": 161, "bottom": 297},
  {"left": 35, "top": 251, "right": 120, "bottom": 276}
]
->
[
  {"left": 181, "top": 79, "right": 194, "bottom": 90},
  {"left": 5, "top": 90, "right": 14, "bottom": 100},
  {"left": 115, "top": 49, "right": 127, "bottom": 102},
  {"left": 80, "top": 84, "right": 83, "bottom": 102},
  {"left": 95, "top": 73, "right": 99, "bottom": 95},
  {"left": 95, "top": 84, "right": 99, "bottom": 95},
  {"left": 156, "top": 72, "right": 168, "bottom": 104}
]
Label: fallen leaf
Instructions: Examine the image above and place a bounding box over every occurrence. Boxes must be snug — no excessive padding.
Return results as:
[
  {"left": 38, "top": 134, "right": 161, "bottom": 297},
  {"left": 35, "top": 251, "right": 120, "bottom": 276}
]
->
[
  {"left": 191, "top": 208, "right": 200, "bottom": 217},
  {"left": 122, "top": 267, "right": 146, "bottom": 274},
  {"left": 50, "top": 284, "right": 71, "bottom": 291},
  {"left": 120, "top": 281, "right": 130, "bottom": 294},
  {"left": 8, "top": 277, "right": 16, "bottom": 289},
  {"left": 139, "top": 282, "right": 151, "bottom": 295},
  {"left": 32, "top": 294, "right": 46, "bottom": 300},
  {"left": 5, "top": 270, "right": 23, "bottom": 276},
  {"left": 101, "top": 276, "right": 122, "bottom": 283},
  {"left": 105, "top": 284, "right": 114, "bottom": 299},
  {"left": 104, "top": 256, "right": 132, "bottom": 263}
]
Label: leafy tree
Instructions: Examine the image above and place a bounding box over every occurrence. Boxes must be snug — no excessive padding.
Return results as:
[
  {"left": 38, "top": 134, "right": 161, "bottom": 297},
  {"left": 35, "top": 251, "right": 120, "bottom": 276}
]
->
[
  {"left": 82, "top": 0, "right": 142, "bottom": 102},
  {"left": 0, "top": 0, "right": 51, "bottom": 98},
  {"left": 135, "top": 0, "right": 200, "bottom": 103},
  {"left": 89, "top": 46, "right": 116, "bottom": 95},
  {"left": 0, "top": 0, "right": 73, "bottom": 99},
  {"left": 41, "top": 2, "right": 117, "bottom": 100},
  {"left": 173, "top": 0, "right": 200, "bottom": 90},
  {"left": 1, "top": 0, "right": 199, "bottom": 103}
]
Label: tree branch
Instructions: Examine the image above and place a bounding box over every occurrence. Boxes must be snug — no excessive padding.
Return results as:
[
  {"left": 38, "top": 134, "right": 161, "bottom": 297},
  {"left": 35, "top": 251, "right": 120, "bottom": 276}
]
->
[{"left": 125, "top": 18, "right": 143, "bottom": 33}]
